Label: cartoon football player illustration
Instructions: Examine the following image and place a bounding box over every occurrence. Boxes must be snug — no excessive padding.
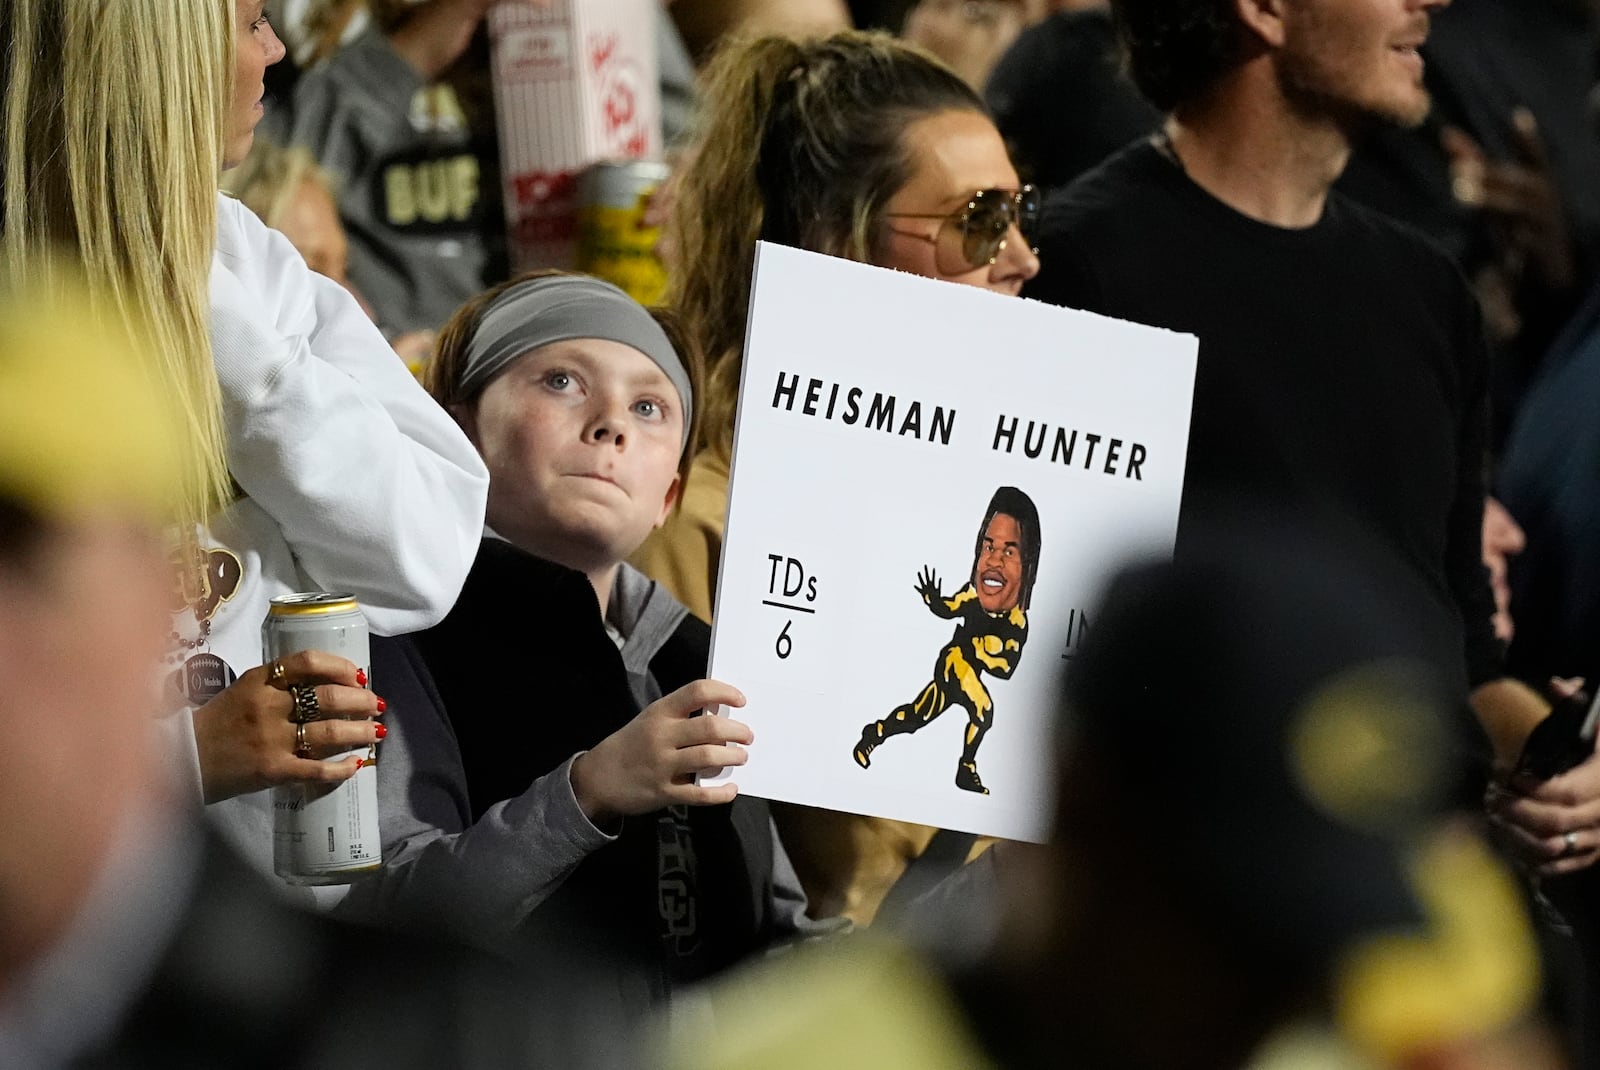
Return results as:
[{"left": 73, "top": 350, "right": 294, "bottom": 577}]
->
[{"left": 853, "top": 486, "right": 1041, "bottom": 794}]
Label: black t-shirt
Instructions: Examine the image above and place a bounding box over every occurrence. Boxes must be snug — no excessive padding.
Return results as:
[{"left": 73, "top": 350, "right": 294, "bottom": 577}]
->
[{"left": 1026, "top": 139, "right": 1501, "bottom": 691}]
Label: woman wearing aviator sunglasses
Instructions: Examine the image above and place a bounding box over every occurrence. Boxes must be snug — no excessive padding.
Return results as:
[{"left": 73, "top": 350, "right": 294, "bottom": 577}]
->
[
  {"left": 883, "top": 184, "right": 1042, "bottom": 281},
  {"left": 633, "top": 30, "right": 1039, "bottom": 930},
  {"left": 880, "top": 154, "right": 1041, "bottom": 285}
]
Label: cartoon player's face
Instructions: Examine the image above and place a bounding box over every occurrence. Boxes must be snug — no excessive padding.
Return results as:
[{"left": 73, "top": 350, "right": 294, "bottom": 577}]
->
[{"left": 974, "top": 512, "right": 1024, "bottom": 613}]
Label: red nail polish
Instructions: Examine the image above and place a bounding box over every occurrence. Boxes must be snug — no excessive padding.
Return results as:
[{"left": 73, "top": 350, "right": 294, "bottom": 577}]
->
[
  {"left": 376, "top": 697, "right": 388, "bottom": 713},
  {"left": 374, "top": 723, "right": 388, "bottom": 740},
  {"left": 356, "top": 669, "right": 368, "bottom": 687}
]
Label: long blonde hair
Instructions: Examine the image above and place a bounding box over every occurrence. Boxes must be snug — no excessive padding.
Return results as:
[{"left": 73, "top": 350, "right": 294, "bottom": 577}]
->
[
  {"left": 0, "top": 0, "right": 232, "bottom": 527},
  {"left": 670, "top": 31, "right": 983, "bottom": 459}
]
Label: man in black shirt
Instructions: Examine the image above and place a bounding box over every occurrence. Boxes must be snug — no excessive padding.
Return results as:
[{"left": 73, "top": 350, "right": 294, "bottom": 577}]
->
[{"left": 1025, "top": 0, "right": 1599, "bottom": 878}]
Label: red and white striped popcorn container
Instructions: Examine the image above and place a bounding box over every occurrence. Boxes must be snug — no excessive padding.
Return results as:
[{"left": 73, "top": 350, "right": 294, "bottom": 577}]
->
[{"left": 487, "top": 0, "right": 664, "bottom": 273}]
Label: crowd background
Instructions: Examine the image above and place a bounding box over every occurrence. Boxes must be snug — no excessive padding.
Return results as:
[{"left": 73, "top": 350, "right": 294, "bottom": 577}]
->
[{"left": 5, "top": 0, "right": 1600, "bottom": 1067}]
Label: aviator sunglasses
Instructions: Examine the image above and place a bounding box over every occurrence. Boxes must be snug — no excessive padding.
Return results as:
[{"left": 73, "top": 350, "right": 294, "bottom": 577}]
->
[{"left": 884, "top": 185, "right": 1041, "bottom": 272}]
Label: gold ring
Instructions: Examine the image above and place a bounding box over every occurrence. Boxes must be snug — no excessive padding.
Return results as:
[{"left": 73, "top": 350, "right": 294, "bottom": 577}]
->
[
  {"left": 289, "top": 684, "right": 321, "bottom": 724},
  {"left": 267, "top": 659, "right": 286, "bottom": 686},
  {"left": 294, "top": 720, "right": 312, "bottom": 759}
]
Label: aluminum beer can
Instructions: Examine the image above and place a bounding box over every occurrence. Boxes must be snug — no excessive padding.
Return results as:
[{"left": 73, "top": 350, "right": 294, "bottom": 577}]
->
[
  {"left": 575, "top": 160, "right": 671, "bottom": 305},
  {"left": 263, "top": 592, "right": 381, "bottom": 885}
]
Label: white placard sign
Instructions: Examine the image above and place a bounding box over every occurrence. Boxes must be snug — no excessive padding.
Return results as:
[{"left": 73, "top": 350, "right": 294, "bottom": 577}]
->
[{"left": 705, "top": 243, "right": 1197, "bottom": 842}]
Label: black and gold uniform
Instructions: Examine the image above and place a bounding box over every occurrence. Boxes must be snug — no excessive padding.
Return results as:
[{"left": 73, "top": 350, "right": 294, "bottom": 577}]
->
[
  {"left": 855, "top": 585, "right": 1028, "bottom": 793},
  {"left": 854, "top": 487, "right": 1042, "bottom": 795}
]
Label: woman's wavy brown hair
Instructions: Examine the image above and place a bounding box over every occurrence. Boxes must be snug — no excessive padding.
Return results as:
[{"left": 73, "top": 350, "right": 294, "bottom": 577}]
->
[{"left": 668, "top": 30, "right": 983, "bottom": 459}]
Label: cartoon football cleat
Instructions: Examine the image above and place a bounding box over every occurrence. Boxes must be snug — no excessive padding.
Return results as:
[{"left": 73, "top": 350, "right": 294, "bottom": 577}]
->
[{"left": 955, "top": 760, "right": 989, "bottom": 795}]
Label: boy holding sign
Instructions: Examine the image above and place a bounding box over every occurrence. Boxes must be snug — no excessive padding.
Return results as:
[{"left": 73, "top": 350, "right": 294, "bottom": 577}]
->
[{"left": 350, "top": 273, "right": 814, "bottom": 1001}]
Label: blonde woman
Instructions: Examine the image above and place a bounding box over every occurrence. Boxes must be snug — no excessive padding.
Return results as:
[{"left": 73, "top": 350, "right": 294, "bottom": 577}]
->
[
  {"left": 0, "top": 0, "right": 489, "bottom": 905},
  {"left": 632, "top": 31, "right": 1038, "bottom": 926}
]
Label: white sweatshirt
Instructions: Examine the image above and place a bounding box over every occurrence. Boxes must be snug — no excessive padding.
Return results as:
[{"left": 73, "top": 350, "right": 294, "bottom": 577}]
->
[{"left": 162, "top": 194, "right": 489, "bottom": 908}]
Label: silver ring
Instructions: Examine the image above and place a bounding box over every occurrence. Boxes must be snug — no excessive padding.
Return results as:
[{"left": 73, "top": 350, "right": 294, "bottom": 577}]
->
[
  {"left": 1565, "top": 830, "right": 1580, "bottom": 857},
  {"left": 294, "top": 721, "right": 312, "bottom": 759}
]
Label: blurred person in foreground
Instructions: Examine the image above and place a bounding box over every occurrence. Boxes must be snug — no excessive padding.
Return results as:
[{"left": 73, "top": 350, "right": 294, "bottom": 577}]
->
[
  {"left": 664, "top": 529, "right": 1561, "bottom": 1070},
  {"left": 0, "top": 0, "right": 489, "bottom": 906},
  {"left": 0, "top": 285, "right": 544, "bottom": 1069},
  {"left": 633, "top": 29, "right": 1040, "bottom": 927}
]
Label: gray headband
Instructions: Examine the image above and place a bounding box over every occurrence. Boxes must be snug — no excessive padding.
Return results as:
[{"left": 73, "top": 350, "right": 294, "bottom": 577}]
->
[{"left": 458, "top": 275, "right": 692, "bottom": 448}]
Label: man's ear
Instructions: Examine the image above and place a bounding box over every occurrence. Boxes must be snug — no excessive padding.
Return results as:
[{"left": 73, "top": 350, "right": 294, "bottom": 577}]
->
[
  {"left": 654, "top": 473, "right": 683, "bottom": 529},
  {"left": 1234, "top": 0, "right": 1288, "bottom": 49}
]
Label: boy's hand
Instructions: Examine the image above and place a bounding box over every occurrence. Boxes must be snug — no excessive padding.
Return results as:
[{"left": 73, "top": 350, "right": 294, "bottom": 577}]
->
[{"left": 569, "top": 680, "right": 751, "bottom": 828}]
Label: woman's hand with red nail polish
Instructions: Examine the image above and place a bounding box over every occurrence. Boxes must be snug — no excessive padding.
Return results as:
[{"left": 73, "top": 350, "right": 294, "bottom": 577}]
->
[{"left": 193, "top": 651, "right": 385, "bottom": 804}]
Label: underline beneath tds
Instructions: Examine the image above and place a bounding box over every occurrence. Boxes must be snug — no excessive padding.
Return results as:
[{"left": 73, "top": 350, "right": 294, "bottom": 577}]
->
[{"left": 761, "top": 600, "right": 817, "bottom": 615}]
